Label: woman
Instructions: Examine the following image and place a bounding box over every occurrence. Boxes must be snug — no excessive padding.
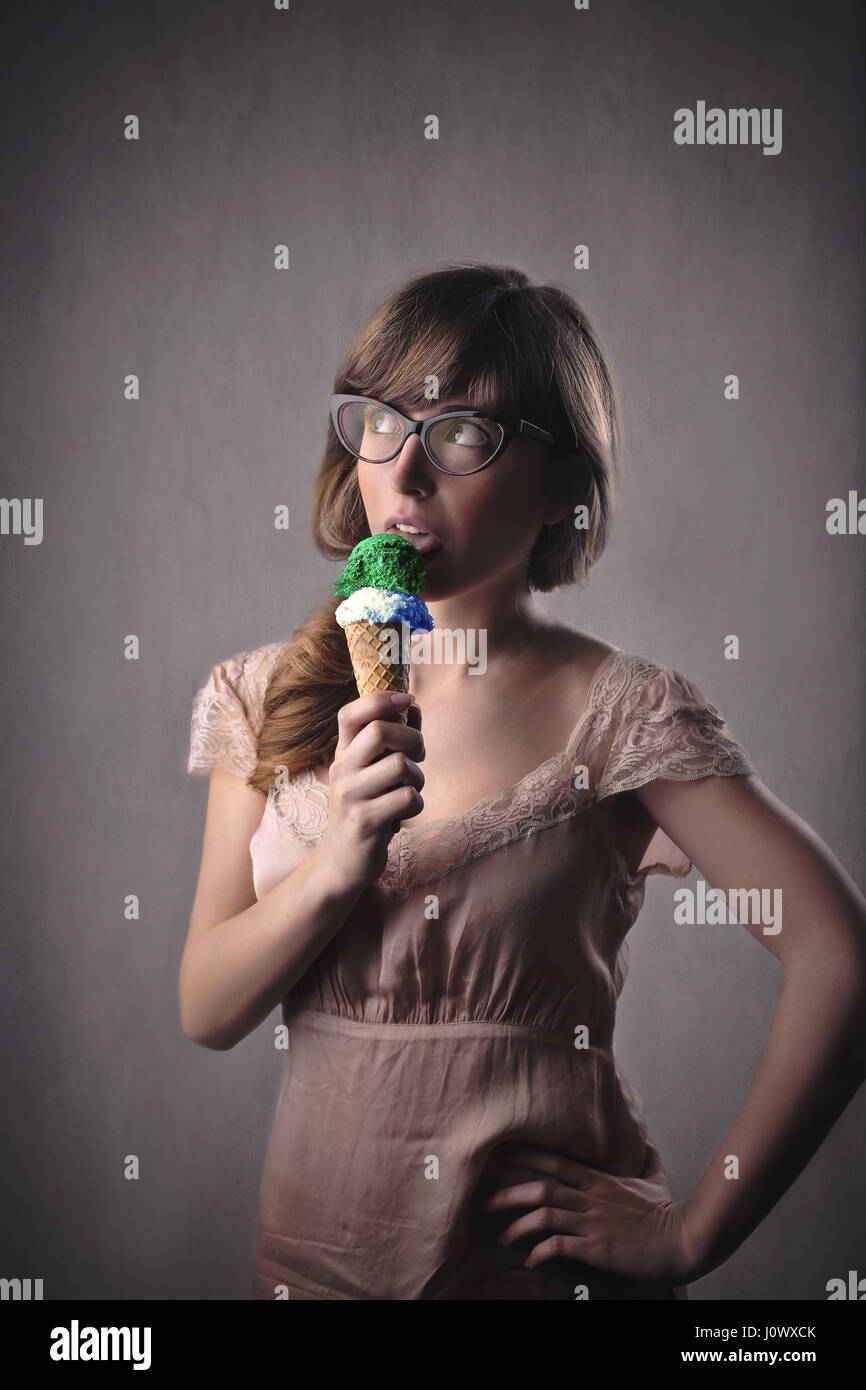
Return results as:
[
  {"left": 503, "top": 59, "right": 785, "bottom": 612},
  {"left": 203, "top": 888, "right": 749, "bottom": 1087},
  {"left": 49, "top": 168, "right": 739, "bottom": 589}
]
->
[{"left": 182, "top": 262, "right": 866, "bottom": 1300}]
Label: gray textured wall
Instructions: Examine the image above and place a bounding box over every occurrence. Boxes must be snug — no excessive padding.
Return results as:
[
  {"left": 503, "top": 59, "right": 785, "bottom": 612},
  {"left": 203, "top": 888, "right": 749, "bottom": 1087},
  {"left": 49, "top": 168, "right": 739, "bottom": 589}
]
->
[{"left": 1, "top": 0, "right": 863, "bottom": 1300}]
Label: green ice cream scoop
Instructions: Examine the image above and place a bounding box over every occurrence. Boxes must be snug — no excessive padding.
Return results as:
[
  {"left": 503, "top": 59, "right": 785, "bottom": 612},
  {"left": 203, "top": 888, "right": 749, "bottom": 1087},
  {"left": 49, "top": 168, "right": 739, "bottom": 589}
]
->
[{"left": 334, "top": 532, "right": 427, "bottom": 599}]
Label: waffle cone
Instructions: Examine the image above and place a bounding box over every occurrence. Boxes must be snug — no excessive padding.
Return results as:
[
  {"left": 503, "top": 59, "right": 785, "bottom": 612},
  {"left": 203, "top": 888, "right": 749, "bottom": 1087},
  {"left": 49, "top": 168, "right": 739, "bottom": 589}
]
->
[
  {"left": 344, "top": 619, "right": 410, "bottom": 724},
  {"left": 344, "top": 619, "right": 412, "bottom": 838}
]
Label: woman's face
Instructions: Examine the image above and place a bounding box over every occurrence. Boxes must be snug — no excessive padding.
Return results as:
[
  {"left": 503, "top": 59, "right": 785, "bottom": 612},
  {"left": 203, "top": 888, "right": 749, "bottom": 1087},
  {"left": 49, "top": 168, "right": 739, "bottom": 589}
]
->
[{"left": 354, "top": 395, "right": 568, "bottom": 601}]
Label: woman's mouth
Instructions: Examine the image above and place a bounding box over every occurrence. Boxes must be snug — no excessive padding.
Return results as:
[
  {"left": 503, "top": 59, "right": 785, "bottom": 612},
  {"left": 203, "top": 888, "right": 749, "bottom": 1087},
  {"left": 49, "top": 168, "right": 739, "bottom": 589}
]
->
[{"left": 385, "top": 520, "right": 443, "bottom": 555}]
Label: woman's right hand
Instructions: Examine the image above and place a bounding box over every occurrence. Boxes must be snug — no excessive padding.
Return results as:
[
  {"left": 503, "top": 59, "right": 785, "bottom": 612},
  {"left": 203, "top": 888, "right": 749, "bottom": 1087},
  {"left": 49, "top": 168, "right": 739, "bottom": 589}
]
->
[{"left": 317, "top": 691, "right": 425, "bottom": 892}]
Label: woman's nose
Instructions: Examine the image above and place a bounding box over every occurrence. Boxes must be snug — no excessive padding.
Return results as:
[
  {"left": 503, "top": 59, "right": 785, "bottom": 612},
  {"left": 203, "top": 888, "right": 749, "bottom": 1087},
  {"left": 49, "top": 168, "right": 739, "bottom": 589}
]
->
[{"left": 390, "top": 430, "right": 433, "bottom": 479}]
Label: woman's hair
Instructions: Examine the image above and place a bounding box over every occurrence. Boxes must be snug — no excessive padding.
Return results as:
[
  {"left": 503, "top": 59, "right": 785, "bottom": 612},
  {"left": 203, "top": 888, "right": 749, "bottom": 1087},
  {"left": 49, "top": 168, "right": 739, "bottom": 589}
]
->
[{"left": 248, "top": 260, "right": 622, "bottom": 794}]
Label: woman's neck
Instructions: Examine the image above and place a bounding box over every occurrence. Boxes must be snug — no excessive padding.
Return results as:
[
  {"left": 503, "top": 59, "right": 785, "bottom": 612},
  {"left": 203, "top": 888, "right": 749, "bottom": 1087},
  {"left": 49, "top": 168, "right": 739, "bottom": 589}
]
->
[{"left": 409, "top": 589, "right": 556, "bottom": 696}]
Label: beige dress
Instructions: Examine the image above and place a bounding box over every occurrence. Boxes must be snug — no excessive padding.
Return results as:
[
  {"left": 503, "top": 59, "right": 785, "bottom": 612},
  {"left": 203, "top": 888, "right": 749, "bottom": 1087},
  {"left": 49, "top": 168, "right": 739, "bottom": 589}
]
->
[{"left": 187, "top": 642, "right": 757, "bottom": 1300}]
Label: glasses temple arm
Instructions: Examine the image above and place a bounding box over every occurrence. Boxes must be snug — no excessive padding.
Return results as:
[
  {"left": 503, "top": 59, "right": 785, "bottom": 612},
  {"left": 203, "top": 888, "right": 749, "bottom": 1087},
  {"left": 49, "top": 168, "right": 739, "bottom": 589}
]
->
[{"left": 518, "top": 420, "right": 559, "bottom": 445}]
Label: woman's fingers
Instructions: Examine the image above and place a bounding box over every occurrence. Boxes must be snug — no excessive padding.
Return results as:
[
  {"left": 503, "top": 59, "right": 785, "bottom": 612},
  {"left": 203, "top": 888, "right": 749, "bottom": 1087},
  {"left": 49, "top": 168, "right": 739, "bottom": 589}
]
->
[
  {"left": 481, "top": 1178, "right": 590, "bottom": 1265},
  {"left": 497, "top": 1203, "right": 587, "bottom": 1248},
  {"left": 320, "top": 692, "right": 425, "bottom": 890},
  {"left": 476, "top": 1143, "right": 688, "bottom": 1281},
  {"left": 523, "top": 1235, "right": 587, "bottom": 1269},
  {"left": 334, "top": 698, "right": 425, "bottom": 776},
  {"left": 334, "top": 691, "right": 416, "bottom": 756},
  {"left": 489, "top": 1144, "right": 600, "bottom": 1192},
  {"left": 480, "top": 1177, "right": 587, "bottom": 1218},
  {"left": 350, "top": 748, "right": 425, "bottom": 804}
]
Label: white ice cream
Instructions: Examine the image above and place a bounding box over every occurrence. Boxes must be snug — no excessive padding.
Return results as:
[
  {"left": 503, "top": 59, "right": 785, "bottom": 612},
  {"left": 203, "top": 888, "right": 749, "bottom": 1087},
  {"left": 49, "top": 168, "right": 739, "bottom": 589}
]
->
[{"left": 335, "top": 586, "right": 411, "bottom": 629}]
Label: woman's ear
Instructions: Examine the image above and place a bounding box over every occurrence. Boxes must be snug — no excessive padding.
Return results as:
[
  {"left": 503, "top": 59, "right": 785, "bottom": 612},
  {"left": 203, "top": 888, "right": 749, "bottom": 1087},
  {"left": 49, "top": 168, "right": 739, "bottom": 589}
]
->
[{"left": 541, "top": 449, "right": 583, "bottom": 526}]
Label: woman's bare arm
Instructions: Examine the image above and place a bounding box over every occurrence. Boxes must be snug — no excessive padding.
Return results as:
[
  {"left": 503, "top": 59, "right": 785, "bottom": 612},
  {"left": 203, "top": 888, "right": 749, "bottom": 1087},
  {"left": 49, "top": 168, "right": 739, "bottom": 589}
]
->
[
  {"left": 180, "top": 689, "right": 425, "bottom": 1052},
  {"left": 632, "top": 772, "right": 866, "bottom": 1280},
  {"left": 179, "top": 767, "right": 364, "bottom": 1051}
]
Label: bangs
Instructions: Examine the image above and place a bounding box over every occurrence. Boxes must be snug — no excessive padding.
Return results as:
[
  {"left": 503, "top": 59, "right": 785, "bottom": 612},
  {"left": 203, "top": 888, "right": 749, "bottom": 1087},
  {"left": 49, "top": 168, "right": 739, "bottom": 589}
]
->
[{"left": 340, "top": 276, "right": 565, "bottom": 435}]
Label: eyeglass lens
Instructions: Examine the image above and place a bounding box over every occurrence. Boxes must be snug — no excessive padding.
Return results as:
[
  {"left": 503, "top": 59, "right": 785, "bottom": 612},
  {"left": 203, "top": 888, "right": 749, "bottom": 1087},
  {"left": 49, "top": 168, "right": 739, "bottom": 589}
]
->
[{"left": 337, "top": 400, "right": 504, "bottom": 474}]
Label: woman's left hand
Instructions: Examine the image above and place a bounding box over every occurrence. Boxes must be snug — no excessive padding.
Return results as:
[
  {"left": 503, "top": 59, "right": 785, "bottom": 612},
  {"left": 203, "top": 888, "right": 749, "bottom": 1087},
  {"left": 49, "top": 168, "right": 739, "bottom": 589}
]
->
[{"left": 478, "top": 1141, "right": 695, "bottom": 1285}]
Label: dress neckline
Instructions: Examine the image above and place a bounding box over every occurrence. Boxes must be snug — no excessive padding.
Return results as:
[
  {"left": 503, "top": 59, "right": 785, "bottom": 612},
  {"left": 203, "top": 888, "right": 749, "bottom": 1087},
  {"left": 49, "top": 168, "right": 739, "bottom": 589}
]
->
[{"left": 312, "top": 645, "right": 623, "bottom": 844}]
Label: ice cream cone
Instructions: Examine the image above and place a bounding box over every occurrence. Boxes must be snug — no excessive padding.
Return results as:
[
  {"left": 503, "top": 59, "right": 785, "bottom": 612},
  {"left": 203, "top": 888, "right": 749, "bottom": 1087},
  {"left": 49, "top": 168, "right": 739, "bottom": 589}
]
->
[
  {"left": 344, "top": 618, "right": 410, "bottom": 723},
  {"left": 334, "top": 534, "right": 435, "bottom": 840}
]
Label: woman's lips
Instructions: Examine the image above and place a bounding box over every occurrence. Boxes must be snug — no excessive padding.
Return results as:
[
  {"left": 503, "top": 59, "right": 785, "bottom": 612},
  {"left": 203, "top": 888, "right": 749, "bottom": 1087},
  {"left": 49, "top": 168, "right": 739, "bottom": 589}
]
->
[{"left": 386, "top": 526, "right": 443, "bottom": 555}]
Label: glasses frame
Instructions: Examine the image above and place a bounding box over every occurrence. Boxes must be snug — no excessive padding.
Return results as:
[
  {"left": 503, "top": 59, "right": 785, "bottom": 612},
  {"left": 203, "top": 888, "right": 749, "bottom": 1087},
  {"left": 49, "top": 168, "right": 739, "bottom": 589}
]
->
[{"left": 330, "top": 393, "right": 567, "bottom": 476}]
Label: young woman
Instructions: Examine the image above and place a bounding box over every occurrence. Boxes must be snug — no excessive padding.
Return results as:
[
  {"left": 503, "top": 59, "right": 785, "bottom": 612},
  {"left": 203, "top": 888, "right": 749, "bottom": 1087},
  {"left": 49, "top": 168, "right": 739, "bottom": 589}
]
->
[{"left": 182, "top": 262, "right": 866, "bottom": 1301}]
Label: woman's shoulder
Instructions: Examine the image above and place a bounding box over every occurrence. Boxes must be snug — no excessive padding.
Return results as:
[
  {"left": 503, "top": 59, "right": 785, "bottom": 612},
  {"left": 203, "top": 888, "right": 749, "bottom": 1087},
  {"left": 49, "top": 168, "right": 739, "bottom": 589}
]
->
[
  {"left": 194, "top": 639, "right": 289, "bottom": 698},
  {"left": 538, "top": 625, "right": 616, "bottom": 679},
  {"left": 582, "top": 643, "right": 758, "bottom": 795},
  {"left": 596, "top": 645, "right": 726, "bottom": 713},
  {"left": 549, "top": 628, "right": 656, "bottom": 706},
  {"left": 552, "top": 629, "right": 752, "bottom": 762},
  {"left": 187, "top": 639, "right": 291, "bottom": 779},
  {"left": 216, "top": 639, "right": 290, "bottom": 696},
  {"left": 553, "top": 626, "right": 719, "bottom": 706}
]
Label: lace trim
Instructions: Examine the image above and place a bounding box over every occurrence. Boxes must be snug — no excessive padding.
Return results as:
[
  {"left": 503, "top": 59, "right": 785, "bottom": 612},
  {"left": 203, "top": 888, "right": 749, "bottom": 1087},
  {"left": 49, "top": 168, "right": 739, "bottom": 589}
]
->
[
  {"left": 266, "top": 766, "right": 598, "bottom": 901},
  {"left": 269, "top": 766, "right": 330, "bottom": 840},
  {"left": 594, "top": 660, "right": 757, "bottom": 800},
  {"left": 271, "top": 652, "right": 757, "bottom": 898},
  {"left": 267, "top": 647, "right": 622, "bottom": 900},
  {"left": 187, "top": 641, "right": 287, "bottom": 779},
  {"left": 192, "top": 643, "right": 758, "bottom": 901}
]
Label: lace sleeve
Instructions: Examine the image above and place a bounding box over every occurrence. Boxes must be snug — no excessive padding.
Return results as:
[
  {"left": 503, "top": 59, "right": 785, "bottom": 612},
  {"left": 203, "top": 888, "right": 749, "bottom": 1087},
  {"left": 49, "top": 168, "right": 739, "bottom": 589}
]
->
[
  {"left": 597, "top": 663, "right": 758, "bottom": 877},
  {"left": 187, "top": 643, "right": 284, "bottom": 780}
]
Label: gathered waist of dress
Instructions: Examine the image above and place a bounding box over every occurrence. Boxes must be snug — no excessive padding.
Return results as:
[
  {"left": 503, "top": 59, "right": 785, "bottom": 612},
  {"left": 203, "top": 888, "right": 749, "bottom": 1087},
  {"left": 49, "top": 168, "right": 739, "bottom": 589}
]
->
[{"left": 282, "top": 1005, "right": 614, "bottom": 1053}]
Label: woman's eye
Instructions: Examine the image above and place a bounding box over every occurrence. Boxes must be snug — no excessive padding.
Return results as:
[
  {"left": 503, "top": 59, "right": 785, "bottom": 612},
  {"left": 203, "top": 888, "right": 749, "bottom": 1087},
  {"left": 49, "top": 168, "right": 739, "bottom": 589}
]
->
[
  {"left": 366, "top": 409, "right": 399, "bottom": 435},
  {"left": 446, "top": 419, "right": 491, "bottom": 447}
]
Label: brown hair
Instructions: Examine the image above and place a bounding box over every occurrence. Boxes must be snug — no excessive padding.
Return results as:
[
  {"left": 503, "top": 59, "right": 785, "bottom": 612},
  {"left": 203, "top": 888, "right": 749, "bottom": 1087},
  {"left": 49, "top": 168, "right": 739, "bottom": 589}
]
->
[{"left": 248, "top": 260, "right": 622, "bottom": 794}]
